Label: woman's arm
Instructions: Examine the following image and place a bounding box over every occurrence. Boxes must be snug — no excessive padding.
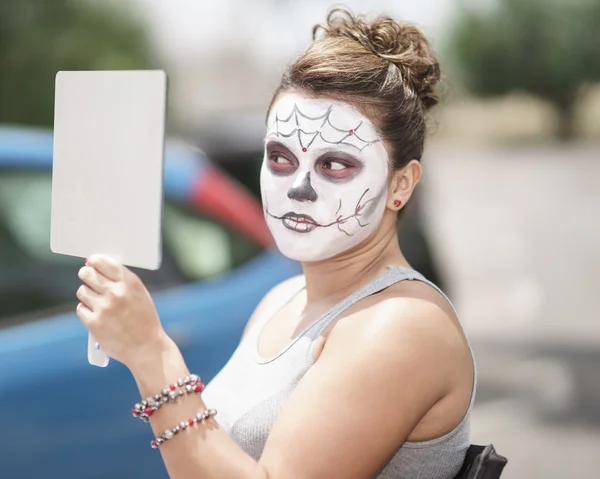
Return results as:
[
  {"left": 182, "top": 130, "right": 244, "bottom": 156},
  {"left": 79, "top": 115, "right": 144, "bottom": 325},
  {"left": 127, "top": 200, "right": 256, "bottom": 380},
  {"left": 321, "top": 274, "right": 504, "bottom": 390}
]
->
[
  {"left": 78, "top": 256, "right": 467, "bottom": 479},
  {"left": 129, "top": 339, "right": 266, "bottom": 478},
  {"left": 129, "top": 298, "right": 463, "bottom": 479}
]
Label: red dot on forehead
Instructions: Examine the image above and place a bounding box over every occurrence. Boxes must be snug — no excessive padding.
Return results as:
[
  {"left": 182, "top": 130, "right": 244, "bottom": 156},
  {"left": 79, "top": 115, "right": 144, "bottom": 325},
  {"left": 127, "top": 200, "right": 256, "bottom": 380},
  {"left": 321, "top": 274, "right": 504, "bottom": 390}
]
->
[
  {"left": 349, "top": 129, "right": 354, "bottom": 135},
  {"left": 302, "top": 147, "right": 307, "bottom": 152}
]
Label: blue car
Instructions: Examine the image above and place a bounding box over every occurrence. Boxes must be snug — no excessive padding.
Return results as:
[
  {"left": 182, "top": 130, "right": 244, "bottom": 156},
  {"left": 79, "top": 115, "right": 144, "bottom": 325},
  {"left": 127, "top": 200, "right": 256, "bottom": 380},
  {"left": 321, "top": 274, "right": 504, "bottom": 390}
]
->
[{"left": 0, "top": 125, "right": 300, "bottom": 478}]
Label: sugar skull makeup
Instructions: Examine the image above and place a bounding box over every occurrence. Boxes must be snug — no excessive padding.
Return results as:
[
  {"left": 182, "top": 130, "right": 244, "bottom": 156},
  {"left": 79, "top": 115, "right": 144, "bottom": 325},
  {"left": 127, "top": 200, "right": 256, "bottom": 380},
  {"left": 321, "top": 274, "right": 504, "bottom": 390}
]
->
[{"left": 260, "top": 93, "right": 390, "bottom": 262}]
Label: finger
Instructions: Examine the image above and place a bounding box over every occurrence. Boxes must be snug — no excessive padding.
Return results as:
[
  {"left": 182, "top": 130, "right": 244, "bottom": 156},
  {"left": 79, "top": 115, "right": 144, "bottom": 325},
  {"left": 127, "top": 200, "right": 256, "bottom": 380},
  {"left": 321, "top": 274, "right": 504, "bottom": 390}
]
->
[
  {"left": 78, "top": 266, "right": 111, "bottom": 294},
  {"left": 76, "top": 284, "right": 103, "bottom": 312},
  {"left": 76, "top": 301, "right": 94, "bottom": 326},
  {"left": 87, "top": 255, "right": 123, "bottom": 282}
]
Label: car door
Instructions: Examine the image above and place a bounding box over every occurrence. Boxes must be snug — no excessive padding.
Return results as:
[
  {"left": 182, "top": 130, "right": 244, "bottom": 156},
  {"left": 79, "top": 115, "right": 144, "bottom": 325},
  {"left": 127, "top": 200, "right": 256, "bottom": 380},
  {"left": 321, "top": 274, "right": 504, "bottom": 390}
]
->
[
  {"left": 0, "top": 168, "right": 190, "bottom": 325},
  {"left": 0, "top": 166, "right": 299, "bottom": 479}
]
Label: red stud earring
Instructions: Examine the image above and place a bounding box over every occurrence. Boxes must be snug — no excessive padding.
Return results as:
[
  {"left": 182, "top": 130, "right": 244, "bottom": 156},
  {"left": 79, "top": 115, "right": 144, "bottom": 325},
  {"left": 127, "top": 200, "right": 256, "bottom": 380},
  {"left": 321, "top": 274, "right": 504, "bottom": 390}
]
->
[{"left": 394, "top": 200, "right": 401, "bottom": 207}]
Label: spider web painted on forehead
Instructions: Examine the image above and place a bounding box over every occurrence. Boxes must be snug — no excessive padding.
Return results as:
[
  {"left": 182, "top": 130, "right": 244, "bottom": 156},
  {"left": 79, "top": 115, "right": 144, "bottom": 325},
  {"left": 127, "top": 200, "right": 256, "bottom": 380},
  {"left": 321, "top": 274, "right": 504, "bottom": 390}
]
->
[{"left": 267, "top": 103, "right": 381, "bottom": 153}]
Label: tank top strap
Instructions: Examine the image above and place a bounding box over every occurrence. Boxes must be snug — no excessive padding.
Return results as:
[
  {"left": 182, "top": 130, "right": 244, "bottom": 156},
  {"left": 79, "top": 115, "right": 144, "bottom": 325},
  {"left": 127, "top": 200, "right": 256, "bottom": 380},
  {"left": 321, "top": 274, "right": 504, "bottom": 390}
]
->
[
  {"left": 391, "top": 267, "right": 460, "bottom": 318},
  {"left": 302, "top": 265, "right": 478, "bottom": 413},
  {"left": 304, "top": 266, "right": 422, "bottom": 341}
]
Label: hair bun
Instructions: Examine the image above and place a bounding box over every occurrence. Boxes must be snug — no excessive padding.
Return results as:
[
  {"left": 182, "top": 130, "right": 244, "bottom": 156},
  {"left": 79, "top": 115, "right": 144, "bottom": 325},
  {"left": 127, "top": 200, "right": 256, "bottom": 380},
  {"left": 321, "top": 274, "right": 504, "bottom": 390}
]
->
[{"left": 314, "top": 8, "right": 441, "bottom": 109}]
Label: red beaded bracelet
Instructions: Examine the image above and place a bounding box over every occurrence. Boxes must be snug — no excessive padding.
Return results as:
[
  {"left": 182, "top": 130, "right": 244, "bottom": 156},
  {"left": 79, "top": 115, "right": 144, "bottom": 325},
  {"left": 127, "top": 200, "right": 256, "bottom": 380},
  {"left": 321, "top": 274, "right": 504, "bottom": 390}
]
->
[
  {"left": 132, "top": 374, "right": 204, "bottom": 422},
  {"left": 151, "top": 408, "right": 218, "bottom": 449}
]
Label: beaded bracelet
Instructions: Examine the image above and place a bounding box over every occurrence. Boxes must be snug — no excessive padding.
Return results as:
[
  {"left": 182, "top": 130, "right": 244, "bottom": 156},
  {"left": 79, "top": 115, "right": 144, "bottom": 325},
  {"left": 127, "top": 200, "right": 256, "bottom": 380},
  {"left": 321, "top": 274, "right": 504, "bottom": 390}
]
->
[
  {"left": 151, "top": 408, "right": 218, "bottom": 449},
  {"left": 132, "top": 374, "right": 204, "bottom": 422}
]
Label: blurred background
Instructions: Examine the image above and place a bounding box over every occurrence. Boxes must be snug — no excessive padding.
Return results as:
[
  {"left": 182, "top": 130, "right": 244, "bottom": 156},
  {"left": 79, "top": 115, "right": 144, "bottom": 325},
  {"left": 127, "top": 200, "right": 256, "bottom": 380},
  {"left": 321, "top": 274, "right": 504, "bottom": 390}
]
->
[{"left": 0, "top": 0, "right": 599, "bottom": 478}]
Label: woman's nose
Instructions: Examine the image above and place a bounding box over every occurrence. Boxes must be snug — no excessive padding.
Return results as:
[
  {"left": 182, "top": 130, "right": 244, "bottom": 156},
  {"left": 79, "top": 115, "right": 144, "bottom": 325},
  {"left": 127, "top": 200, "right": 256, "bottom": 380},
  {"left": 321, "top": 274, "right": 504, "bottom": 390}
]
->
[{"left": 287, "top": 172, "right": 318, "bottom": 202}]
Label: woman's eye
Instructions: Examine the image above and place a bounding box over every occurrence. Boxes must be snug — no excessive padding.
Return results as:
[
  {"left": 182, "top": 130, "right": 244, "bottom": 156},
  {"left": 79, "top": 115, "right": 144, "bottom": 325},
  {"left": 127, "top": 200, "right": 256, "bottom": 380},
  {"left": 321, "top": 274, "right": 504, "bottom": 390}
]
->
[
  {"left": 319, "top": 159, "right": 357, "bottom": 179},
  {"left": 322, "top": 160, "right": 346, "bottom": 171},
  {"left": 271, "top": 154, "right": 290, "bottom": 164},
  {"left": 268, "top": 153, "right": 295, "bottom": 174}
]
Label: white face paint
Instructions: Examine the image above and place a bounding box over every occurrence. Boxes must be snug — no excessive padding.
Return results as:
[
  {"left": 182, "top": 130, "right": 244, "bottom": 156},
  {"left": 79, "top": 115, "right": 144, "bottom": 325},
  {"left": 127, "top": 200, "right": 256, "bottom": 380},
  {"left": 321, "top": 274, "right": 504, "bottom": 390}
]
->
[{"left": 260, "top": 93, "right": 390, "bottom": 262}]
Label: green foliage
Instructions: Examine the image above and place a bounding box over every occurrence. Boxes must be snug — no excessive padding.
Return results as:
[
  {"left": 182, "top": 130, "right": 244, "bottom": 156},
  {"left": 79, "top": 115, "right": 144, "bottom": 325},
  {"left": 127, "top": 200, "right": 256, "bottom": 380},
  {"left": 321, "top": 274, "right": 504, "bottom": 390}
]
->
[
  {"left": 449, "top": 0, "right": 600, "bottom": 138},
  {"left": 0, "top": 0, "right": 155, "bottom": 127}
]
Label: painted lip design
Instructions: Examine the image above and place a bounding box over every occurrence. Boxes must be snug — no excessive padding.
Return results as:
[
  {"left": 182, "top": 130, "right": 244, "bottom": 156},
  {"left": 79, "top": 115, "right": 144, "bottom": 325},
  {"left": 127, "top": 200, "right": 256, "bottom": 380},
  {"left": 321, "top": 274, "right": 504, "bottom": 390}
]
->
[{"left": 281, "top": 212, "right": 318, "bottom": 233}]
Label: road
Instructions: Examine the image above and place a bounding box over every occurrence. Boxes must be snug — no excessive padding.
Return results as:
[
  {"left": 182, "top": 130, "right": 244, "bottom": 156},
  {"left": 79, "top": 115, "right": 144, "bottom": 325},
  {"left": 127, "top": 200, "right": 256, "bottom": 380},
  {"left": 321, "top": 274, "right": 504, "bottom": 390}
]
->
[{"left": 422, "top": 144, "right": 600, "bottom": 478}]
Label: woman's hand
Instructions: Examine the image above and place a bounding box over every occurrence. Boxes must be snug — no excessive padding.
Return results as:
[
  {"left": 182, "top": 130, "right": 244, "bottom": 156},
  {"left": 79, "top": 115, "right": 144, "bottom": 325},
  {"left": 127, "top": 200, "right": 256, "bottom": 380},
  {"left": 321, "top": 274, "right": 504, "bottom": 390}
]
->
[{"left": 76, "top": 254, "right": 171, "bottom": 369}]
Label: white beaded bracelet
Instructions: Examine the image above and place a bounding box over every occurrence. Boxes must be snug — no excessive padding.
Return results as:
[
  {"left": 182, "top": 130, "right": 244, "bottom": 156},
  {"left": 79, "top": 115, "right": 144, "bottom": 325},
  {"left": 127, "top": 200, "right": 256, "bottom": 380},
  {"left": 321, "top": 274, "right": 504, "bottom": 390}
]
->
[
  {"left": 151, "top": 409, "right": 218, "bottom": 449},
  {"left": 132, "top": 374, "right": 204, "bottom": 422}
]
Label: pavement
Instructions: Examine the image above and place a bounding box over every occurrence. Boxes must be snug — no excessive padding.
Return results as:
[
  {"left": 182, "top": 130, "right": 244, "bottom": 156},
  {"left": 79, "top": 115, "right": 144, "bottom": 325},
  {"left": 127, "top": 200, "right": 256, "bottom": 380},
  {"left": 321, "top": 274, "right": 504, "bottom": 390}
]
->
[{"left": 422, "top": 143, "right": 600, "bottom": 479}]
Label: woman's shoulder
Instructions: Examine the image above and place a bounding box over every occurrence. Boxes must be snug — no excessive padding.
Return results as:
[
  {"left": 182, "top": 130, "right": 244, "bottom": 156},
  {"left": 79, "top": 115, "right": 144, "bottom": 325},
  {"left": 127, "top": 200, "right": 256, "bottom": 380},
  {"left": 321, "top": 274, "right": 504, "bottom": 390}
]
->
[
  {"left": 337, "top": 274, "right": 459, "bottom": 334},
  {"left": 323, "top": 276, "right": 469, "bottom": 380},
  {"left": 240, "top": 274, "right": 305, "bottom": 339},
  {"left": 376, "top": 274, "right": 457, "bottom": 323},
  {"left": 310, "top": 277, "right": 473, "bottom": 439}
]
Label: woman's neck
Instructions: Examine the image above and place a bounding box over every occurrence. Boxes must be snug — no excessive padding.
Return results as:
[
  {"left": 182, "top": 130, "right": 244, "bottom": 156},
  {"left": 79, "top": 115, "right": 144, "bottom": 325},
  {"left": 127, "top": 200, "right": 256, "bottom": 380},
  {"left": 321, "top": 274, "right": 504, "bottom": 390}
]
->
[{"left": 301, "top": 228, "right": 407, "bottom": 303}]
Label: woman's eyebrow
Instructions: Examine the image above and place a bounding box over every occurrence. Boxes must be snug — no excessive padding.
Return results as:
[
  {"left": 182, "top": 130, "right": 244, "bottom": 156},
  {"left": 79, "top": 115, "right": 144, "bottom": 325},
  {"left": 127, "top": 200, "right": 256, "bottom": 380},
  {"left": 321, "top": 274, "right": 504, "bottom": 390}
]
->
[
  {"left": 264, "top": 139, "right": 293, "bottom": 152},
  {"left": 264, "top": 139, "right": 367, "bottom": 164},
  {"left": 311, "top": 147, "right": 364, "bottom": 163},
  {"left": 264, "top": 139, "right": 300, "bottom": 162}
]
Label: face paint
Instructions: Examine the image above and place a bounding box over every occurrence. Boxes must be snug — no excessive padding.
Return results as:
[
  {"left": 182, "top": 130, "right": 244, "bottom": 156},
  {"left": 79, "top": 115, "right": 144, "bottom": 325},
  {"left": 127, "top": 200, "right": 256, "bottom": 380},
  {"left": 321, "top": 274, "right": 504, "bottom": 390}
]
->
[{"left": 260, "top": 93, "right": 390, "bottom": 262}]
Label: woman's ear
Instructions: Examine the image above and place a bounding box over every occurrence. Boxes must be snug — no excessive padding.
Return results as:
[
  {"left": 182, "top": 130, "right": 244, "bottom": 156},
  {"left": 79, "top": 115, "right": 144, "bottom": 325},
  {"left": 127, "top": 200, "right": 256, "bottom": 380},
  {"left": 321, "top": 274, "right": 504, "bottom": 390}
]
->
[{"left": 387, "top": 160, "right": 422, "bottom": 210}]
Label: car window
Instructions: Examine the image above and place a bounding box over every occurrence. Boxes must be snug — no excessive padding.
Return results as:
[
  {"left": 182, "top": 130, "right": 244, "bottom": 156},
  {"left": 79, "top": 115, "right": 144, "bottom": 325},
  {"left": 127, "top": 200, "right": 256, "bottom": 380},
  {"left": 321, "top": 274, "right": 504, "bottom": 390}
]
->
[
  {"left": 0, "top": 171, "right": 80, "bottom": 265},
  {"left": 162, "top": 201, "right": 262, "bottom": 281},
  {"left": 0, "top": 169, "right": 262, "bottom": 324}
]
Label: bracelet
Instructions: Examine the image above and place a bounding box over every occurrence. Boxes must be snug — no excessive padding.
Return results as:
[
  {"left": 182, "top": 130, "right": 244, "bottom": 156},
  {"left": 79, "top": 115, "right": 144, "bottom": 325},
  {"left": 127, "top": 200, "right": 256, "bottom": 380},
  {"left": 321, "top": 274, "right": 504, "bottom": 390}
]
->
[
  {"left": 151, "top": 408, "right": 218, "bottom": 449},
  {"left": 132, "top": 374, "right": 204, "bottom": 422}
]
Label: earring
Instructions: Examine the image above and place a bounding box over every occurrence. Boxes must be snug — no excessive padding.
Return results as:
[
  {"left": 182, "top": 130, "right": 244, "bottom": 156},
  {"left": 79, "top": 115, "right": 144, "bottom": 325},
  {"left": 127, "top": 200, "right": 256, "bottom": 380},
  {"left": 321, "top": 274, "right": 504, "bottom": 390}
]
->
[{"left": 394, "top": 200, "right": 401, "bottom": 207}]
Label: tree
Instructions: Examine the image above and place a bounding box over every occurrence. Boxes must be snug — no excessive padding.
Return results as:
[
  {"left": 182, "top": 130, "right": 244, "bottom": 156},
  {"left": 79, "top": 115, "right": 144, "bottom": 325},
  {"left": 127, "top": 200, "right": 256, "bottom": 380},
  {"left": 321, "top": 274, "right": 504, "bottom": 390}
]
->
[
  {"left": 0, "top": 0, "right": 155, "bottom": 127},
  {"left": 449, "top": 0, "right": 600, "bottom": 140}
]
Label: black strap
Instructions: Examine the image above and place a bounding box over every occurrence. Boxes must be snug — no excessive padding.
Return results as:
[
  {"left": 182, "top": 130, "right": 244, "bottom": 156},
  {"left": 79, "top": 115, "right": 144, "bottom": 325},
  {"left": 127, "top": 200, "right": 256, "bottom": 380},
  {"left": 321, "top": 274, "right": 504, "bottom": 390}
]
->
[{"left": 454, "top": 444, "right": 508, "bottom": 479}]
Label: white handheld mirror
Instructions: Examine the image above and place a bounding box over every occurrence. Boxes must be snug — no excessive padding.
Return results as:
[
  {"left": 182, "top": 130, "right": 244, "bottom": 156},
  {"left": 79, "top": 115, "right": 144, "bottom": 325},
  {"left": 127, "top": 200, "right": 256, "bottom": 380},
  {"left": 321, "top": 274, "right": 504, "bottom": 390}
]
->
[{"left": 51, "top": 70, "right": 167, "bottom": 367}]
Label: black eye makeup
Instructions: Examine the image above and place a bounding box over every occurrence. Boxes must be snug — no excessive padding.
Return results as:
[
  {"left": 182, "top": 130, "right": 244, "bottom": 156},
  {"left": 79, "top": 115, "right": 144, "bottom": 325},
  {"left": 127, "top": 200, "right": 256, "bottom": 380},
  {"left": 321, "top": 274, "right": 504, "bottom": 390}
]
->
[
  {"left": 265, "top": 140, "right": 298, "bottom": 176},
  {"left": 315, "top": 151, "right": 363, "bottom": 181},
  {"left": 264, "top": 140, "right": 366, "bottom": 181}
]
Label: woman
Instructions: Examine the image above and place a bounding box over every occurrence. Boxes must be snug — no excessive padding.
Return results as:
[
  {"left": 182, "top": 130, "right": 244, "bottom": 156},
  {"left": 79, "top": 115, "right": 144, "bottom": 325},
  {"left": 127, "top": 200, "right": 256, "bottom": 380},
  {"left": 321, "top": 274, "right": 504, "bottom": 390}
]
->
[{"left": 76, "top": 9, "right": 476, "bottom": 479}]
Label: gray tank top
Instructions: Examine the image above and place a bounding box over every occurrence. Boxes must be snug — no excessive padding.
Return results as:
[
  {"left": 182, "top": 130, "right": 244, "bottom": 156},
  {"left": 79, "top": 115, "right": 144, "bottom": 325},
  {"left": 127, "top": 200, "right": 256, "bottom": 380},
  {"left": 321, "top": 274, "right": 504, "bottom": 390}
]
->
[{"left": 203, "top": 266, "right": 477, "bottom": 478}]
